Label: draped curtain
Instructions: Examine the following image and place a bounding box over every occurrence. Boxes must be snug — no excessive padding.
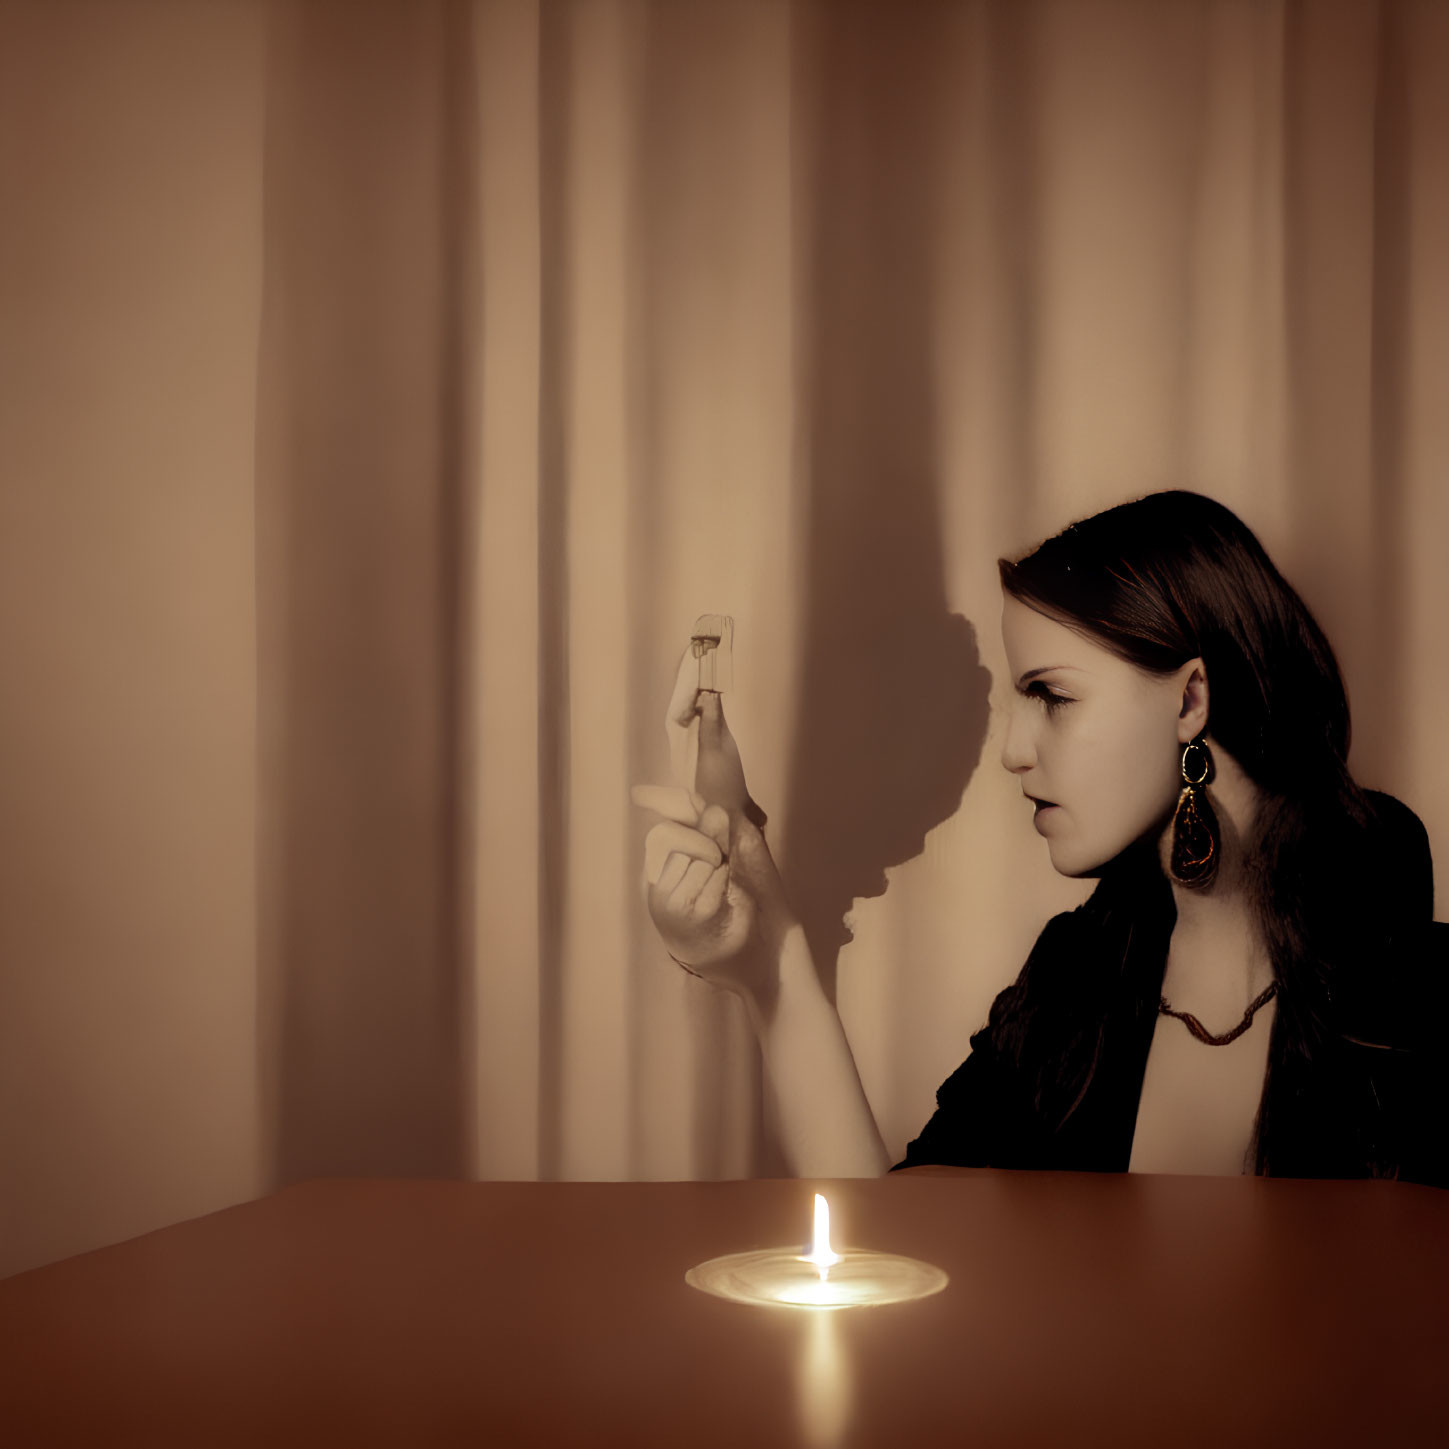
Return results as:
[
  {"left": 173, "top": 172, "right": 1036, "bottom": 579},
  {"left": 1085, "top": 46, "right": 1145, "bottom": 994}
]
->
[{"left": 4, "top": 0, "right": 1447, "bottom": 1274}]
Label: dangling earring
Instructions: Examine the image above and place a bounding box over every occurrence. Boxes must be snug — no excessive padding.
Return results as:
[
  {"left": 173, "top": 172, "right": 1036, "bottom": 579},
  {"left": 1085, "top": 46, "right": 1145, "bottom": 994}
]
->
[{"left": 1169, "top": 735, "right": 1219, "bottom": 888}]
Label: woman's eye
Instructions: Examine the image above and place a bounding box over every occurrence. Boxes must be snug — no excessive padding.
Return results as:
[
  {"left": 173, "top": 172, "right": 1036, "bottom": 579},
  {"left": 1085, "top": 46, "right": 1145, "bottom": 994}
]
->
[{"left": 1028, "top": 684, "right": 1071, "bottom": 712}]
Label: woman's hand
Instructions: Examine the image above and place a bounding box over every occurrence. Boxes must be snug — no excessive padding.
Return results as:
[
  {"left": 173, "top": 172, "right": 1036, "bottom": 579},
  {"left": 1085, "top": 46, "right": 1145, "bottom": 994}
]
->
[
  {"left": 631, "top": 644, "right": 797, "bottom": 1000},
  {"left": 634, "top": 635, "right": 891, "bottom": 1180}
]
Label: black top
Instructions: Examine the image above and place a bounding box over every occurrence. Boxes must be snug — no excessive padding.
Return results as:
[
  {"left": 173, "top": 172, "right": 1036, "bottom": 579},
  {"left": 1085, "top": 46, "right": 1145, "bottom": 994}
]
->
[{"left": 893, "top": 791, "right": 1449, "bottom": 1188}]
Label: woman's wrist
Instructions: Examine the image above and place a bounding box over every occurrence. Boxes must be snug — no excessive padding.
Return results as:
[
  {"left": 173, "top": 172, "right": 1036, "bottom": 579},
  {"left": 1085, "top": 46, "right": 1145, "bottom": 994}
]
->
[{"left": 739, "top": 920, "right": 818, "bottom": 1034}]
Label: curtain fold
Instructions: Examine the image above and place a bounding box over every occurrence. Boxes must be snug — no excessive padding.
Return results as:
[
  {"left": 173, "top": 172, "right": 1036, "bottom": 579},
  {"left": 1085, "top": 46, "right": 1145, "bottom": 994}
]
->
[{"left": 255, "top": 0, "right": 473, "bottom": 1183}]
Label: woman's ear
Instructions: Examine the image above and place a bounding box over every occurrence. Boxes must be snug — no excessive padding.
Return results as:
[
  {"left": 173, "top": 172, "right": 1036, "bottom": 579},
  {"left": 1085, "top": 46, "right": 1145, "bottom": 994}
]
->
[{"left": 1177, "top": 659, "right": 1209, "bottom": 741}]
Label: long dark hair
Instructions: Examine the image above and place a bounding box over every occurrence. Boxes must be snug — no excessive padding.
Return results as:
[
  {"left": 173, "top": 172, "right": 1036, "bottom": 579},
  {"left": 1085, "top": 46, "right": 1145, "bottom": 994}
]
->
[{"left": 995, "top": 489, "right": 1408, "bottom": 1178}]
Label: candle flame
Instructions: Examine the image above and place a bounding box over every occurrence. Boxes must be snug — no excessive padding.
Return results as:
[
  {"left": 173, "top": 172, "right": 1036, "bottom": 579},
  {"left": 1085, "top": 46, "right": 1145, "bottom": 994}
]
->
[{"left": 805, "top": 1193, "right": 843, "bottom": 1272}]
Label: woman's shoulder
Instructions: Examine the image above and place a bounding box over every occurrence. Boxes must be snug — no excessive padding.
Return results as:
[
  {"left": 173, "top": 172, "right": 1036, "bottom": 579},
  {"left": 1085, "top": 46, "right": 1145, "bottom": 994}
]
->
[
  {"left": 963, "top": 904, "right": 1098, "bottom": 1055},
  {"left": 1003, "top": 864, "right": 1167, "bottom": 1019},
  {"left": 1353, "top": 787, "right": 1438, "bottom": 973},
  {"left": 1358, "top": 788, "right": 1435, "bottom": 925},
  {"left": 1334, "top": 788, "right": 1443, "bottom": 1049},
  {"left": 1362, "top": 787, "right": 1430, "bottom": 843},
  {"left": 1011, "top": 899, "right": 1107, "bottom": 995}
]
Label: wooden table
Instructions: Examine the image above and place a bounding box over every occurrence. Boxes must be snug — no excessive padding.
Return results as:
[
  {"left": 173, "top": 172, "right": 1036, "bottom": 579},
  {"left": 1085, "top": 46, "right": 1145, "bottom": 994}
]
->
[{"left": 2, "top": 1170, "right": 1446, "bottom": 1447}]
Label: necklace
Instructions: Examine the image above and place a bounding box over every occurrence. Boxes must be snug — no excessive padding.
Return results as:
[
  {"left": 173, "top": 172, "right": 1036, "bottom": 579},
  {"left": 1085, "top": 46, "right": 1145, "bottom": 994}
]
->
[{"left": 1159, "top": 982, "right": 1278, "bottom": 1046}]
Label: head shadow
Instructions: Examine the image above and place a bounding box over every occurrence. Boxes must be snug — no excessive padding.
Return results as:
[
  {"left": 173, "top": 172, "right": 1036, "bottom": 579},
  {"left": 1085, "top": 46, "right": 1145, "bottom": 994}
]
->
[{"left": 778, "top": 608, "right": 991, "bottom": 998}]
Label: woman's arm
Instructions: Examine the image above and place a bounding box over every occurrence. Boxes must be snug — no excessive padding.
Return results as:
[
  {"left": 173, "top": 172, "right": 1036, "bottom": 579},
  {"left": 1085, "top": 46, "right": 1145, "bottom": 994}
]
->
[
  {"left": 636, "top": 647, "right": 892, "bottom": 1177},
  {"left": 740, "top": 923, "right": 892, "bottom": 1179}
]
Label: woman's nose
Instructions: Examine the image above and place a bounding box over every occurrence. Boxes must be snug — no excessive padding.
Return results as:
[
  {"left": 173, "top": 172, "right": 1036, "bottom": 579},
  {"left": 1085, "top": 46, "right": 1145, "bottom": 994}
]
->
[{"left": 999, "top": 702, "right": 1036, "bottom": 774}]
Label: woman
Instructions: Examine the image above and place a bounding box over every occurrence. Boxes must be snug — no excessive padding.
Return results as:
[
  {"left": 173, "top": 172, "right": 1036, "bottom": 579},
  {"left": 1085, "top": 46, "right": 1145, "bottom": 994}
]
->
[{"left": 633, "top": 491, "right": 1447, "bottom": 1186}]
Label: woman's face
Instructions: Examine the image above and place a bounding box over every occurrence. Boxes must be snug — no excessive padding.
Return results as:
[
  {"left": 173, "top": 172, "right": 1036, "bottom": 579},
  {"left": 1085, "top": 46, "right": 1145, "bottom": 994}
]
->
[{"left": 999, "top": 595, "right": 1202, "bottom": 878}]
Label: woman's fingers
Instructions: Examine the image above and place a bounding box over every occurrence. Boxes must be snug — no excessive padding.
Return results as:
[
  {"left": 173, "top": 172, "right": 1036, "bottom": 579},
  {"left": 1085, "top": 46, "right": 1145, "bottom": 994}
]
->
[
  {"left": 665, "top": 642, "right": 702, "bottom": 730},
  {"left": 665, "top": 643, "right": 702, "bottom": 788},
  {"left": 695, "top": 803, "right": 730, "bottom": 854},
  {"left": 655, "top": 851, "right": 691, "bottom": 898},
  {"left": 645, "top": 822, "right": 722, "bottom": 886},
  {"left": 689, "top": 861, "right": 730, "bottom": 921},
  {"left": 668, "top": 857, "right": 716, "bottom": 912},
  {"left": 630, "top": 783, "right": 704, "bottom": 825}
]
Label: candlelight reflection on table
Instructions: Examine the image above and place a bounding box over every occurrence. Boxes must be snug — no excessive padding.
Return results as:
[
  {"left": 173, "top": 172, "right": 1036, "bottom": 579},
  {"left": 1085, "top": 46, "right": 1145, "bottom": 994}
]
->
[
  {"left": 797, "top": 1305, "right": 850, "bottom": 1447},
  {"left": 685, "top": 1193, "right": 948, "bottom": 1310}
]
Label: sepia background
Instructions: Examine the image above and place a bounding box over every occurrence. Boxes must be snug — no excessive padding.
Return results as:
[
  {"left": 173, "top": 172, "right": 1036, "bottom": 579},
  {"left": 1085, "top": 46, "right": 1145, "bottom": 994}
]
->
[{"left": 2, "top": 0, "right": 1446, "bottom": 1278}]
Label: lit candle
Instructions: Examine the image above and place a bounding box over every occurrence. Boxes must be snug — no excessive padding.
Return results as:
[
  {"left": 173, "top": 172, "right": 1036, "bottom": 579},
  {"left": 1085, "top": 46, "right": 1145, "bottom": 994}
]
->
[
  {"left": 805, "top": 1194, "right": 843, "bottom": 1277},
  {"left": 686, "top": 1192, "right": 948, "bottom": 1310}
]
